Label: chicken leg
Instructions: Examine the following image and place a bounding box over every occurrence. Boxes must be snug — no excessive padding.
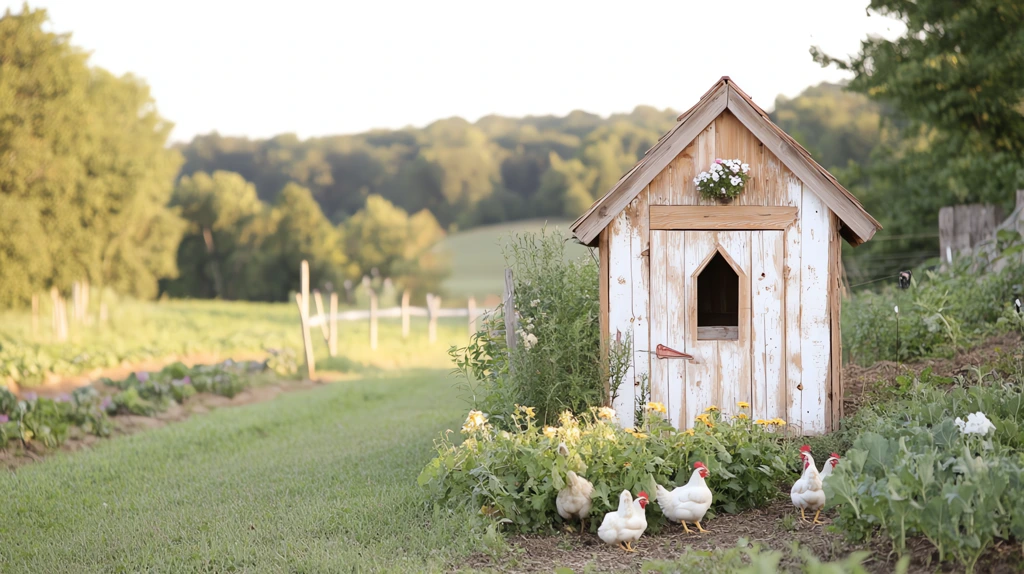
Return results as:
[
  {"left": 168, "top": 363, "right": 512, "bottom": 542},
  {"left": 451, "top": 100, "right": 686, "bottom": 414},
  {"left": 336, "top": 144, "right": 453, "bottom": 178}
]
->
[
  {"left": 800, "top": 508, "right": 809, "bottom": 523},
  {"left": 812, "top": 510, "right": 824, "bottom": 525},
  {"left": 625, "top": 541, "right": 637, "bottom": 553},
  {"left": 680, "top": 521, "right": 692, "bottom": 534},
  {"left": 695, "top": 520, "right": 710, "bottom": 533}
]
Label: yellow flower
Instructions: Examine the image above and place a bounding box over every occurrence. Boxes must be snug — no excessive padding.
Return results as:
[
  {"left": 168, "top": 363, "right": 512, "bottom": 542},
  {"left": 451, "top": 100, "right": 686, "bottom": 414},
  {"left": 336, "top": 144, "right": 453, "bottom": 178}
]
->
[
  {"left": 564, "top": 427, "right": 582, "bottom": 443},
  {"left": 772, "top": 418, "right": 787, "bottom": 426},
  {"left": 704, "top": 405, "right": 720, "bottom": 413},
  {"left": 735, "top": 413, "right": 749, "bottom": 419},
  {"left": 558, "top": 411, "right": 576, "bottom": 427},
  {"left": 754, "top": 419, "right": 769, "bottom": 425},
  {"left": 737, "top": 401, "right": 750, "bottom": 409},
  {"left": 684, "top": 428, "right": 696, "bottom": 436},
  {"left": 543, "top": 426, "right": 557, "bottom": 438},
  {"left": 516, "top": 405, "right": 536, "bottom": 418},
  {"left": 631, "top": 432, "right": 648, "bottom": 439},
  {"left": 647, "top": 402, "right": 667, "bottom": 414},
  {"left": 694, "top": 413, "right": 714, "bottom": 428},
  {"left": 623, "top": 462, "right": 631, "bottom": 468},
  {"left": 461, "top": 410, "right": 489, "bottom": 433},
  {"left": 596, "top": 406, "right": 616, "bottom": 420}
]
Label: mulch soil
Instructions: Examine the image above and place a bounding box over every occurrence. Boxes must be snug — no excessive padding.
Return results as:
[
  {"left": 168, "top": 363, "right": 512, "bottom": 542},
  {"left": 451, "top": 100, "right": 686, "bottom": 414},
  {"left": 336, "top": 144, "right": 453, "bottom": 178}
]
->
[{"left": 463, "top": 334, "right": 1024, "bottom": 573}]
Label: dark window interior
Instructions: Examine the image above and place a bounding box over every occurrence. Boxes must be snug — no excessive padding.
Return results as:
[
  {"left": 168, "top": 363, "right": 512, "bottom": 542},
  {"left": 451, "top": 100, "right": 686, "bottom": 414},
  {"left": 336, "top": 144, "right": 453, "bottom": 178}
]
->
[{"left": 697, "top": 252, "right": 739, "bottom": 327}]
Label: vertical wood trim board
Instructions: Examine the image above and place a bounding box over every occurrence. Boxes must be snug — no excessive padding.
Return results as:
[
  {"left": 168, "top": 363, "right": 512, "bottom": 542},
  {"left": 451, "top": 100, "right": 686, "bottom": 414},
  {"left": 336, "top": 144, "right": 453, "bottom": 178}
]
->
[
  {"left": 784, "top": 173, "right": 803, "bottom": 434},
  {"left": 608, "top": 211, "right": 635, "bottom": 428},
  {"left": 800, "top": 184, "right": 831, "bottom": 435},
  {"left": 650, "top": 230, "right": 671, "bottom": 425},
  {"left": 599, "top": 229, "right": 610, "bottom": 404},
  {"left": 829, "top": 214, "right": 844, "bottom": 430},
  {"left": 629, "top": 189, "right": 652, "bottom": 416}
]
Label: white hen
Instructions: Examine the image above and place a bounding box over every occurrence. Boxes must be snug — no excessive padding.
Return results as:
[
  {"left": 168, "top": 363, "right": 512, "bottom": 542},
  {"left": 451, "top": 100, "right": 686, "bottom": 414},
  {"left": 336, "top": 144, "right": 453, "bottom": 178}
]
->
[
  {"left": 655, "top": 461, "right": 713, "bottom": 534},
  {"left": 598, "top": 490, "right": 649, "bottom": 552},
  {"left": 790, "top": 445, "right": 826, "bottom": 524},
  {"left": 819, "top": 453, "right": 840, "bottom": 480},
  {"left": 556, "top": 470, "right": 594, "bottom": 532}
]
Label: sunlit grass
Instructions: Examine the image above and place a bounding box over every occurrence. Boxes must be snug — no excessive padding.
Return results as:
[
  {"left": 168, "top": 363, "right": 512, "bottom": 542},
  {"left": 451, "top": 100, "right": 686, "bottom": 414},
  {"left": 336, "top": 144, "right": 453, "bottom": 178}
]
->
[{"left": 0, "top": 370, "right": 480, "bottom": 573}]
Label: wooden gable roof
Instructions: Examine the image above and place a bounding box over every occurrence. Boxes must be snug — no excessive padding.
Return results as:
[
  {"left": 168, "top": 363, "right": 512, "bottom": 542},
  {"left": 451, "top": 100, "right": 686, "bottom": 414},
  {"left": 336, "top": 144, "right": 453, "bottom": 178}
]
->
[{"left": 570, "top": 77, "right": 881, "bottom": 247}]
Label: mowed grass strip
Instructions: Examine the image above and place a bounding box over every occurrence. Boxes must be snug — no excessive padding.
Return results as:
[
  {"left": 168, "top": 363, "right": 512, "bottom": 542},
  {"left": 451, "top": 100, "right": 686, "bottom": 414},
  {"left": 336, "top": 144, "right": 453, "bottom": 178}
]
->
[{"left": 0, "top": 370, "right": 479, "bottom": 573}]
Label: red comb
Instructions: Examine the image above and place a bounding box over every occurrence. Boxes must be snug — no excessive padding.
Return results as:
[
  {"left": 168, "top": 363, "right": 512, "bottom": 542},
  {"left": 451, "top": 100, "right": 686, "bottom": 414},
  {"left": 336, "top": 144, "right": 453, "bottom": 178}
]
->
[
  {"left": 693, "top": 461, "right": 706, "bottom": 469},
  {"left": 800, "top": 445, "right": 812, "bottom": 452},
  {"left": 831, "top": 453, "right": 841, "bottom": 459},
  {"left": 637, "top": 490, "right": 648, "bottom": 499}
]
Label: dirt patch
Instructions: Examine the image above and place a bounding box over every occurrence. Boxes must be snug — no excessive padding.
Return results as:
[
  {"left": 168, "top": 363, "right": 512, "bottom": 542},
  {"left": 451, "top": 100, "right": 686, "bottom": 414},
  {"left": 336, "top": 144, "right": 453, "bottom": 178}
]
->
[
  {"left": 841, "top": 332, "right": 1022, "bottom": 414},
  {"left": 0, "top": 378, "right": 324, "bottom": 471},
  {"left": 464, "top": 502, "right": 1021, "bottom": 573}
]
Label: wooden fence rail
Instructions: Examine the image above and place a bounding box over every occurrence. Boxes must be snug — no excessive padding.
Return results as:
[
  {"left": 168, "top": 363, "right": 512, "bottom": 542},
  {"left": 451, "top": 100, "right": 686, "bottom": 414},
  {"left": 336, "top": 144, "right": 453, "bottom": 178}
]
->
[{"left": 294, "top": 259, "right": 500, "bottom": 378}]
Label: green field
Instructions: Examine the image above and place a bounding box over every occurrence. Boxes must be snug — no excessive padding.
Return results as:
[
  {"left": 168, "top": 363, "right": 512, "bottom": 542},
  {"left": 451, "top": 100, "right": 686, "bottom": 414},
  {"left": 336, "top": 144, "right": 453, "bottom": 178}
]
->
[
  {"left": 436, "top": 218, "right": 589, "bottom": 299},
  {"left": 0, "top": 299, "right": 472, "bottom": 387},
  {"left": 0, "top": 370, "right": 480, "bottom": 573}
]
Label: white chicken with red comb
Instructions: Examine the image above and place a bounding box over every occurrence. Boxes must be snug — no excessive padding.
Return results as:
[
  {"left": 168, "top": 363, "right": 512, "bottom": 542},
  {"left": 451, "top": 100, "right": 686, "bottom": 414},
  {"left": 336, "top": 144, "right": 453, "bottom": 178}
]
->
[
  {"left": 655, "top": 461, "right": 713, "bottom": 534},
  {"left": 598, "top": 489, "right": 649, "bottom": 552},
  {"left": 790, "top": 445, "right": 826, "bottom": 525},
  {"left": 819, "top": 452, "right": 841, "bottom": 480}
]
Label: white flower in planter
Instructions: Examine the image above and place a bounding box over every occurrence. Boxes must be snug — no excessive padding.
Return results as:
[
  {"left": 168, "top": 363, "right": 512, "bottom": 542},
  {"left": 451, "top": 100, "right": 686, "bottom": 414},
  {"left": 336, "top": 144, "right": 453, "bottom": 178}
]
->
[
  {"left": 523, "top": 332, "right": 538, "bottom": 350},
  {"left": 954, "top": 412, "right": 996, "bottom": 435}
]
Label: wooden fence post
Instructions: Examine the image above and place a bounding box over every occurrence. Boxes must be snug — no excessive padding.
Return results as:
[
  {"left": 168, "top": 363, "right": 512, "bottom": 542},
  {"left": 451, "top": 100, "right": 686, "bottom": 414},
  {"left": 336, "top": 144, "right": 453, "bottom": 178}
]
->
[
  {"left": 300, "top": 260, "right": 310, "bottom": 318},
  {"left": 31, "top": 294, "right": 38, "bottom": 336},
  {"left": 401, "top": 290, "right": 410, "bottom": 339},
  {"left": 295, "top": 293, "right": 315, "bottom": 379},
  {"left": 467, "top": 296, "right": 477, "bottom": 337},
  {"left": 504, "top": 269, "right": 517, "bottom": 352},
  {"left": 938, "top": 204, "right": 1003, "bottom": 262},
  {"left": 369, "top": 289, "right": 378, "bottom": 351},
  {"left": 427, "top": 294, "right": 441, "bottom": 344},
  {"left": 329, "top": 291, "right": 338, "bottom": 357},
  {"left": 312, "top": 289, "right": 330, "bottom": 340}
]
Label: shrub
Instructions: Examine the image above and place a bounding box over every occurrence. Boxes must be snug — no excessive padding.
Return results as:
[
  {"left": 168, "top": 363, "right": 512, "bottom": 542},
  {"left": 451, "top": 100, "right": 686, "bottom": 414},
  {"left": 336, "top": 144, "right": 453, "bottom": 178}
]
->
[
  {"left": 419, "top": 402, "right": 792, "bottom": 533},
  {"left": 448, "top": 229, "right": 631, "bottom": 425},
  {"left": 642, "top": 540, "right": 889, "bottom": 574},
  {"left": 843, "top": 230, "right": 1024, "bottom": 365},
  {"left": 825, "top": 369, "right": 1024, "bottom": 572}
]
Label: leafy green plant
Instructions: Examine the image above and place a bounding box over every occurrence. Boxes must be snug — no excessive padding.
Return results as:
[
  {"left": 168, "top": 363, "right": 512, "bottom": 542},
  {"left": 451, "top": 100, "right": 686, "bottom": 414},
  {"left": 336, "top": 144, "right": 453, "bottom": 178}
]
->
[
  {"left": 824, "top": 369, "right": 1024, "bottom": 572},
  {"left": 642, "top": 540, "right": 889, "bottom": 574},
  {"left": 419, "top": 402, "right": 792, "bottom": 533},
  {"left": 447, "top": 229, "right": 632, "bottom": 425}
]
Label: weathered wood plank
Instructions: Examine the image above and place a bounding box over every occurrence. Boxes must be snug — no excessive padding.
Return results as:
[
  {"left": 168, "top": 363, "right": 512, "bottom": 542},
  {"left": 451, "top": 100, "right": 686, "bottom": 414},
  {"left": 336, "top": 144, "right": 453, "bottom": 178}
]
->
[
  {"left": 628, "top": 189, "right": 652, "bottom": 415},
  {"left": 716, "top": 230, "right": 752, "bottom": 414},
  {"left": 800, "top": 185, "right": 831, "bottom": 435},
  {"left": 650, "top": 230, "right": 671, "bottom": 424},
  {"left": 599, "top": 229, "right": 610, "bottom": 404},
  {"left": 751, "top": 230, "right": 785, "bottom": 422},
  {"left": 683, "top": 231, "right": 717, "bottom": 428},
  {"left": 667, "top": 230, "right": 688, "bottom": 429},
  {"left": 608, "top": 211, "right": 635, "bottom": 428},
  {"left": 696, "top": 326, "right": 738, "bottom": 340},
  {"left": 784, "top": 173, "right": 803, "bottom": 433},
  {"left": 696, "top": 122, "right": 717, "bottom": 207},
  {"left": 650, "top": 206, "right": 798, "bottom": 230},
  {"left": 829, "top": 215, "right": 844, "bottom": 431}
]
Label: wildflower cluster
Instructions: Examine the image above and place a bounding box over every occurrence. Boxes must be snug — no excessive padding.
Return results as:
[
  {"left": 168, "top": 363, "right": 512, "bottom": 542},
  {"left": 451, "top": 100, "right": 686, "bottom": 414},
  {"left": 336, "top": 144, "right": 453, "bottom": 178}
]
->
[
  {"left": 420, "top": 400, "right": 792, "bottom": 532},
  {"left": 694, "top": 158, "right": 750, "bottom": 201}
]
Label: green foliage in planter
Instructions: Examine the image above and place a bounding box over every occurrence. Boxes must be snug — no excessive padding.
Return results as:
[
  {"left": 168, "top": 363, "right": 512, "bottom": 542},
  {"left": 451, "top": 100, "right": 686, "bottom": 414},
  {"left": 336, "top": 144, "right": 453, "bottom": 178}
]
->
[
  {"left": 842, "top": 230, "right": 1024, "bottom": 365},
  {"left": 825, "top": 369, "right": 1024, "bottom": 573},
  {"left": 447, "top": 229, "right": 631, "bottom": 426},
  {"left": 419, "top": 403, "right": 792, "bottom": 533}
]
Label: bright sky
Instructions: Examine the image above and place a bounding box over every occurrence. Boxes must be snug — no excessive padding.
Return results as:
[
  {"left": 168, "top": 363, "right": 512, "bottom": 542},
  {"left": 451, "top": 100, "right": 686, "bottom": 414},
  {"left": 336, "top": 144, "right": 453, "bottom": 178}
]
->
[{"left": 11, "top": 0, "right": 905, "bottom": 144}]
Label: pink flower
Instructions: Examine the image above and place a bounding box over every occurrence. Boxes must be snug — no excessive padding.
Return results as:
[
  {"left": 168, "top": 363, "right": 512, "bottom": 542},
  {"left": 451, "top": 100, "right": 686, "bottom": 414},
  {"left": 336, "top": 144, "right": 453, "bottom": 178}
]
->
[
  {"left": 0, "top": 415, "right": 8, "bottom": 424},
  {"left": 57, "top": 393, "right": 71, "bottom": 402},
  {"left": 24, "top": 392, "right": 37, "bottom": 401},
  {"left": 136, "top": 372, "right": 149, "bottom": 382},
  {"left": 715, "top": 159, "right": 723, "bottom": 164}
]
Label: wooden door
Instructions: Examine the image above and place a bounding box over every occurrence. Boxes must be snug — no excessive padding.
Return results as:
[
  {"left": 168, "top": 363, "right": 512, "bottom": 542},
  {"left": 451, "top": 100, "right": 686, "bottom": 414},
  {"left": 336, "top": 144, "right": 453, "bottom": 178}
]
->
[{"left": 650, "top": 230, "right": 785, "bottom": 429}]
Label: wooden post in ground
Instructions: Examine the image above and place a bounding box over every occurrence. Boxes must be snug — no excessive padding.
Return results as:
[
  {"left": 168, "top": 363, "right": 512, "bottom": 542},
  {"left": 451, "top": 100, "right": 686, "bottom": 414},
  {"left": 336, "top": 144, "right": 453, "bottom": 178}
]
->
[
  {"left": 31, "top": 294, "right": 38, "bottom": 336},
  {"left": 369, "top": 289, "right": 378, "bottom": 351},
  {"left": 328, "top": 291, "right": 338, "bottom": 357},
  {"left": 300, "top": 260, "right": 310, "bottom": 317},
  {"left": 504, "top": 269, "right": 517, "bottom": 352},
  {"left": 401, "top": 290, "right": 410, "bottom": 339},
  {"left": 295, "top": 292, "right": 315, "bottom": 379},
  {"left": 467, "top": 297, "right": 477, "bottom": 337},
  {"left": 312, "top": 289, "right": 330, "bottom": 340},
  {"left": 427, "top": 294, "right": 441, "bottom": 344}
]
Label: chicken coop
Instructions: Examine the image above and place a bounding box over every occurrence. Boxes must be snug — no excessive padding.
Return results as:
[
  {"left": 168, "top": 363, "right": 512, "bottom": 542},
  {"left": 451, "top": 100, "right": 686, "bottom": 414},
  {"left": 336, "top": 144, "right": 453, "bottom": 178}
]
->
[{"left": 570, "top": 77, "right": 881, "bottom": 436}]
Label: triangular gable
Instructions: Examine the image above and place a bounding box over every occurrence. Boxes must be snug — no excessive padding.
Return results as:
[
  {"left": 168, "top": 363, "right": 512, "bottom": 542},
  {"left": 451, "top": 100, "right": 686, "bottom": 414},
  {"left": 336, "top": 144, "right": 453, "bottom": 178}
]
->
[{"left": 570, "top": 77, "right": 881, "bottom": 247}]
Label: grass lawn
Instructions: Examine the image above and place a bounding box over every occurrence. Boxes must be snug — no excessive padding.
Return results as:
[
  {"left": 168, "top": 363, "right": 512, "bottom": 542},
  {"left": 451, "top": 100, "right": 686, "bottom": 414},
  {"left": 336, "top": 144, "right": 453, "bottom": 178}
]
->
[
  {"left": 0, "top": 370, "right": 481, "bottom": 573},
  {"left": 435, "top": 218, "right": 588, "bottom": 299}
]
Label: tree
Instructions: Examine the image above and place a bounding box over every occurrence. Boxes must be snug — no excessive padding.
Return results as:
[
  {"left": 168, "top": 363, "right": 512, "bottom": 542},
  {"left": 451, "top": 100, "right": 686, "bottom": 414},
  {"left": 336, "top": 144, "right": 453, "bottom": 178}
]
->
[
  {"left": 0, "top": 7, "right": 182, "bottom": 305},
  {"left": 344, "top": 195, "right": 449, "bottom": 300},
  {"left": 813, "top": 0, "right": 1024, "bottom": 208}
]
